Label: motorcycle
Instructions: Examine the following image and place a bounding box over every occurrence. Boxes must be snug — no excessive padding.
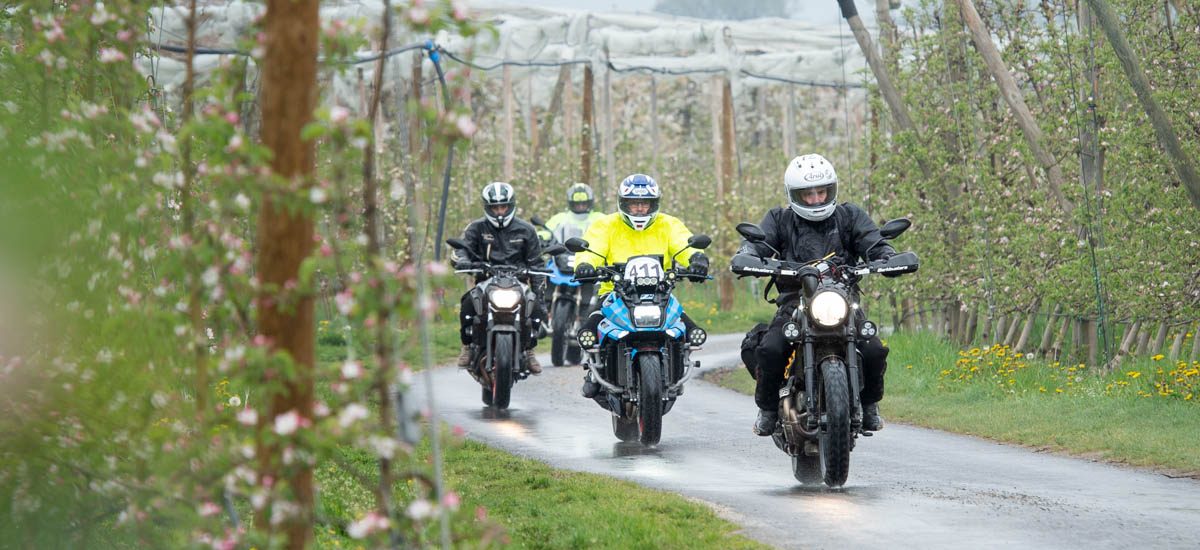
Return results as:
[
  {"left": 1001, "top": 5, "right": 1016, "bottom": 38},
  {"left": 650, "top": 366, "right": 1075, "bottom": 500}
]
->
[
  {"left": 530, "top": 216, "right": 594, "bottom": 367},
  {"left": 564, "top": 235, "right": 712, "bottom": 446},
  {"left": 446, "top": 238, "right": 564, "bottom": 409},
  {"left": 730, "top": 219, "right": 919, "bottom": 486}
]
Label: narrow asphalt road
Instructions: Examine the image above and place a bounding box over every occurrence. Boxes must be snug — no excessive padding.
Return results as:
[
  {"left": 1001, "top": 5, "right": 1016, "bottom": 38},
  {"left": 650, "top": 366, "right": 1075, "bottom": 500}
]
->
[{"left": 415, "top": 334, "right": 1200, "bottom": 549}]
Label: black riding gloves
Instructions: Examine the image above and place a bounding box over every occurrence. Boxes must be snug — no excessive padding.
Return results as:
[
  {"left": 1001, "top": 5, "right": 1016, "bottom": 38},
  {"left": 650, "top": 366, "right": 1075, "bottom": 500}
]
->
[
  {"left": 575, "top": 262, "right": 597, "bottom": 280},
  {"left": 686, "top": 252, "right": 709, "bottom": 277}
]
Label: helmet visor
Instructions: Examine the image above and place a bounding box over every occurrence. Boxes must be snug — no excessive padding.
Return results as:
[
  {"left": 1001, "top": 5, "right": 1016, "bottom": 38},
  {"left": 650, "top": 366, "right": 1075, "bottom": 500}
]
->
[
  {"left": 569, "top": 201, "right": 591, "bottom": 214},
  {"left": 788, "top": 183, "right": 836, "bottom": 209},
  {"left": 486, "top": 203, "right": 513, "bottom": 218},
  {"left": 619, "top": 197, "right": 659, "bottom": 218}
]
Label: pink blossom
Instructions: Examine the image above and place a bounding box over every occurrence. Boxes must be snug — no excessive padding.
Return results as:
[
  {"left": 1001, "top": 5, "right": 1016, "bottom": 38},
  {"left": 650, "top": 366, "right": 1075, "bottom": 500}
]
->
[
  {"left": 442, "top": 491, "right": 461, "bottom": 511},
  {"left": 99, "top": 48, "right": 127, "bottom": 64},
  {"left": 347, "top": 511, "right": 390, "bottom": 539},
  {"left": 117, "top": 29, "right": 133, "bottom": 42},
  {"left": 329, "top": 105, "right": 350, "bottom": 124},
  {"left": 341, "top": 360, "right": 363, "bottom": 379},
  {"left": 236, "top": 408, "right": 257, "bottom": 426},
  {"left": 451, "top": 425, "right": 465, "bottom": 438},
  {"left": 407, "top": 6, "right": 430, "bottom": 25},
  {"left": 273, "top": 410, "right": 302, "bottom": 435},
  {"left": 451, "top": 0, "right": 470, "bottom": 21},
  {"left": 224, "top": 112, "right": 239, "bottom": 125},
  {"left": 334, "top": 290, "right": 355, "bottom": 315},
  {"left": 406, "top": 499, "right": 434, "bottom": 520},
  {"left": 199, "top": 501, "right": 221, "bottom": 517},
  {"left": 337, "top": 403, "right": 369, "bottom": 428},
  {"left": 455, "top": 114, "right": 477, "bottom": 138}
]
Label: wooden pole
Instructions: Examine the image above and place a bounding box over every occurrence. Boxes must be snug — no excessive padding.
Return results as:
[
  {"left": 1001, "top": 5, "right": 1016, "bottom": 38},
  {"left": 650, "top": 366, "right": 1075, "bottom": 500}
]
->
[
  {"left": 1084, "top": 0, "right": 1200, "bottom": 209},
  {"left": 536, "top": 65, "right": 571, "bottom": 162},
  {"left": 564, "top": 67, "right": 576, "bottom": 161},
  {"left": 837, "top": 0, "right": 933, "bottom": 181},
  {"left": 581, "top": 65, "right": 594, "bottom": 187},
  {"left": 955, "top": 0, "right": 1076, "bottom": 217},
  {"left": 405, "top": 51, "right": 422, "bottom": 263},
  {"left": 257, "top": 0, "right": 319, "bottom": 544},
  {"left": 783, "top": 85, "right": 795, "bottom": 156},
  {"left": 503, "top": 65, "right": 515, "bottom": 181},
  {"left": 650, "top": 75, "right": 659, "bottom": 179},
  {"left": 603, "top": 47, "right": 615, "bottom": 194},
  {"left": 718, "top": 77, "right": 736, "bottom": 311}
]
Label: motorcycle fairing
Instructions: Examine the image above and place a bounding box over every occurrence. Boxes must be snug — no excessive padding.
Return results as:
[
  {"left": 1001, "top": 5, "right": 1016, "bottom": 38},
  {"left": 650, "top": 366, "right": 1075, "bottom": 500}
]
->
[{"left": 597, "top": 293, "right": 686, "bottom": 346}]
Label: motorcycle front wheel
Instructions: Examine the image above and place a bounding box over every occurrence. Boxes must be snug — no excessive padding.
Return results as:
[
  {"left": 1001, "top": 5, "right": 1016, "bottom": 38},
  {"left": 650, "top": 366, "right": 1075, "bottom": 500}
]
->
[
  {"left": 550, "top": 298, "right": 574, "bottom": 366},
  {"left": 637, "top": 353, "right": 664, "bottom": 446},
  {"left": 490, "top": 333, "right": 515, "bottom": 409},
  {"left": 818, "top": 359, "right": 852, "bottom": 487}
]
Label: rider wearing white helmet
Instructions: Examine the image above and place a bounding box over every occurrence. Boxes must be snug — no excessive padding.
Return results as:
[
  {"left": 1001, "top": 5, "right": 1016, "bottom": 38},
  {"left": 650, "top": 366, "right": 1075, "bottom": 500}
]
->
[{"left": 738, "top": 154, "right": 895, "bottom": 434}]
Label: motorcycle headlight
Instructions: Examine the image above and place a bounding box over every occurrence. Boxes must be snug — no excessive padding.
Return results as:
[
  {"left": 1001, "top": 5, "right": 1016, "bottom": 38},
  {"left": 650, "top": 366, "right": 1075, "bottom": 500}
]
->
[
  {"left": 632, "top": 305, "right": 662, "bottom": 328},
  {"left": 489, "top": 288, "right": 521, "bottom": 310},
  {"left": 809, "top": 291, "right": 848, "bottom": 327}
]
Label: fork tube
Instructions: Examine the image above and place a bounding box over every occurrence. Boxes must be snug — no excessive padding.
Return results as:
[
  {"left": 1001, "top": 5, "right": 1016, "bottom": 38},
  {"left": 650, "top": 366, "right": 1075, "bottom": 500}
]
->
[{"left": 846, "top": 336, "right": 862, "bottom": 413}]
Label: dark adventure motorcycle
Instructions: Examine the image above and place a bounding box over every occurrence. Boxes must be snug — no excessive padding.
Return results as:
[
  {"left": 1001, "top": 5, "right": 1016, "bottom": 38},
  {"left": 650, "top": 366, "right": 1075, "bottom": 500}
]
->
[
  {"left": 565, "top": 235, "right": 712, "bottom": 446},
  {"left": 446, "top": 238, "right": 564, "bottom": 409},
  {"left": 730, "top": 219, "right": 918, "bottom": 486}
]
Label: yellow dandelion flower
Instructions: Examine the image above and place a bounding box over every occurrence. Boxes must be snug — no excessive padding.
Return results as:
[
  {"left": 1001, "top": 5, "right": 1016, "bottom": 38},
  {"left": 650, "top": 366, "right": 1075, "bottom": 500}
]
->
[
  {"left": 1152, "top": 354, "right": 1165, "bottom": 361},
  {"left": 1126, "top": 371, "right": 1142, "bottom": 379},
  {"left": 1055, "top": 388, "right": 1064, "bottom": 393}
]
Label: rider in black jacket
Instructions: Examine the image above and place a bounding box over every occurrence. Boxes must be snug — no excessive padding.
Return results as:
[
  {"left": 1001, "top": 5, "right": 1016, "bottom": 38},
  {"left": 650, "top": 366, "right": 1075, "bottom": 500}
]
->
[
  {"left": 453, "top": 182, "right": 546, "bottom": 373},
  {"left": 739, "top": 154, "right": 895, "bottom": 435}
]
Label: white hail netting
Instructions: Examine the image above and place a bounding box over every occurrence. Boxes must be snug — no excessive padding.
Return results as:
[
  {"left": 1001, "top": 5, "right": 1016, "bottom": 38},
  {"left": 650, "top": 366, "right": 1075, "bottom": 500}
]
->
[{"left": 140, "top": 0, "right": 870, "bottom": 116}]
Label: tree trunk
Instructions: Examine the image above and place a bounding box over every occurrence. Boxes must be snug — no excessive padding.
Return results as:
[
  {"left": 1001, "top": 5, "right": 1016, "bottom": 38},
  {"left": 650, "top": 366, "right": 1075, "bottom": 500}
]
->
[
  {"left": 917, "top": 302, "right": 929, "bottom": 333},
  {"left": 1168, "top": 329, "right": 1185, "bottom": 362},
  {"left": 1085, "top": 318, "right": 1099, "bottom": 367},
  {"left": 782, "top": 86, "right": 795, "bottom": 157},
  {"left": 603, "top": 48, "right": 615, "bottom": 194},
  {"left": 1049, "top": 315, "right": 1070, "bottom": 361},
  {"left": 965, "top": 307, "right": 979, "bottom": 345},
  {"left": 503, "top": 65, "right": 515, "bottom": 180},
  {"left": 404, "top": 51, "right": 422, "bottom": 264},
  {"left": 535, "top": 64, "right": 571, "bottom": 162},
  {"left": 993, "top": 315, "right": 1008, "bottom": 346},
  {"left": 1014, "top": 305, "right": 1038, "bottom": 354},
  {"left": 1104, "top": 319, "right": 1140, "bottom": 372},
  {"left": 980, "top": 309, "right": 993, "bottom": 344},
  {"left": 1134, "top": 325, "right": 1152, "bottom": 356},
  {"left": 580, "top": 65, "right": 594, "bottom": 186},
  {"left": 1084, "top": 0, "right": 1200, "bottom": 210},
  {"left": 889, "top": 292, "right": 901, "bottom": 333},
  {"left": 903, "top": 298, "right": 918, "bottom": 332},
  {"left": 717, "top": 77, "right": 736, "bottom": 311},
  {"left": 955, "top": 0, "right": 1076, "bottom": 217},
  {"left": 1190, "top": 322, "right": 1200, "bottom": 365},
  {"left": 1151, "top": 321, "right": 1169, "bottom": 355},
  {"left": 257, "top": 0, "right": 320, "bottom": 545},
  {"left": 1004, "top": 312, "right": 1023, "bottom": 348},
  {"left": 1039, "top": 305, "right": 1061, "bottom": 355}
]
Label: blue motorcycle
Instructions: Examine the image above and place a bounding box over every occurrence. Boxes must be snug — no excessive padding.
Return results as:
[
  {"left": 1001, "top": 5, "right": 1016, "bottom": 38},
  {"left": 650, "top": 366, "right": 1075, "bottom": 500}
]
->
[
  {"left": 564, "top": 235, "right": 711, "bottom": 446},
  {"left": 544, "top": 254, "right": 594, "bottom": 366}
]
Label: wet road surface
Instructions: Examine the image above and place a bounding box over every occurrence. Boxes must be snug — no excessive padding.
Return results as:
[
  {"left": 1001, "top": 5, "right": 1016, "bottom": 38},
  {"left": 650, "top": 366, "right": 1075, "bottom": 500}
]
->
[{"left": 415, "top": 334, "right": 1200, "bottom": 549}]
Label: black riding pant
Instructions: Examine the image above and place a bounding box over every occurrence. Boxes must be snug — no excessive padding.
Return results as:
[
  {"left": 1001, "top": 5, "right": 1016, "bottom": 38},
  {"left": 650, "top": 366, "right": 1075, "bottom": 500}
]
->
[{"left": 753, "top": 306, "right": 888, "bottom": 411}]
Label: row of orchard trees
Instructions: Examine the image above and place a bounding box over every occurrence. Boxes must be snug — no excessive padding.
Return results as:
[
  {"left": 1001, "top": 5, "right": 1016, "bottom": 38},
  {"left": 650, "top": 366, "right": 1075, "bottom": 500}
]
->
[
  {"left": 0, "top": 1, "right": 497, "bottom": 548},
  {"left": 850, "top": 0, "right": 1200, "bottom": 367}
]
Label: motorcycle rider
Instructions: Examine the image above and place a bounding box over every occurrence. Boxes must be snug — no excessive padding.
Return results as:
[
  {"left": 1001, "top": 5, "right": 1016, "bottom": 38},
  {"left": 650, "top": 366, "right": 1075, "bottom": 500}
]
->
[
  {"left": 453, "top": 181, "right": 547, "bottom": 374},
  {"left": 739, "top": 154, "right": 895, "bottom": 435},
  {"left": 538, "top": 183, "right": 605, "bottom": 311},
  {"left": 573, "top": 173, "right": 709, "bottom": 397}
]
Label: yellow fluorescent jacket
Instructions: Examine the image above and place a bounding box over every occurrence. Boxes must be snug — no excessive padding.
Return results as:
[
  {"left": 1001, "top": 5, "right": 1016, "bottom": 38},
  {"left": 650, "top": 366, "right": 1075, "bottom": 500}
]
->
[{"left": 577, "top": 212, "right": 695, "bottom": 294}]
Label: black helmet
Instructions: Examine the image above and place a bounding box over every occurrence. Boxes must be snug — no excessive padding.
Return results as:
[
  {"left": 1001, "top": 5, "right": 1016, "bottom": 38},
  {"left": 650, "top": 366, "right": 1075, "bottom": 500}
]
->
[
  {"left": 567, "top": 183, "right": 594, "bottom": 214},
  {"left": 481, "top": 181, "right": 516, "bottom": 228}
]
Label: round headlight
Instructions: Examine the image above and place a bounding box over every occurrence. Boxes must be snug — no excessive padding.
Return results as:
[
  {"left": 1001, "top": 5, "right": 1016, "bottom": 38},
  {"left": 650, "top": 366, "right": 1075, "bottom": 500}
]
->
[
  {"left": 809, "top": 291, "right": 848, "bottom": 327},
  {"left": 489, "top": 288, "right": 521, "bottom": 310}
]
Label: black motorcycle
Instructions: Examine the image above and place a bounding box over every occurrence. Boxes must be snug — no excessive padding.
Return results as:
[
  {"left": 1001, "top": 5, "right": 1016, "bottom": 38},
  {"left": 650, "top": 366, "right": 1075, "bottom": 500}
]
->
[
  {"left": 730, "top": 219, "right": 918, "bottom": 486},
  {"left": 565, "top": 235, "right": 711, "bottom": 446},
  {"left": 446, "top": 238, "right": 563, "bottom": 409}
]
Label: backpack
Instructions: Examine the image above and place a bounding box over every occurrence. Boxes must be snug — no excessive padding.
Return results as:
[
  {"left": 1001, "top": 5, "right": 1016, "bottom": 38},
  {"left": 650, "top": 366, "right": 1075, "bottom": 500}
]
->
[{"left": 739, "top": 322, "right": 770, "bottom": 380}]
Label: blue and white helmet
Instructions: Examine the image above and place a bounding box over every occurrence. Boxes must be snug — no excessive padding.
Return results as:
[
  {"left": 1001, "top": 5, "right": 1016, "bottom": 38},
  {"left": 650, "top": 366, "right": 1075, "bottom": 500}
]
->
[
  {"left": 481, "top": 181, "right": 516, "bottom": 228},
  {"left": 617, "top": 174, "right": 660, "bottom": 231}
]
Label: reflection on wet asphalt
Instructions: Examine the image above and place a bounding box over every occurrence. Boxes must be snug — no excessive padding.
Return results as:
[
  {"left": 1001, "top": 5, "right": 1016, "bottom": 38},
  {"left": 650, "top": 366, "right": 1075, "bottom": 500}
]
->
[{"left": 416, "top": 334, "right": 1200, "bottom": 549}]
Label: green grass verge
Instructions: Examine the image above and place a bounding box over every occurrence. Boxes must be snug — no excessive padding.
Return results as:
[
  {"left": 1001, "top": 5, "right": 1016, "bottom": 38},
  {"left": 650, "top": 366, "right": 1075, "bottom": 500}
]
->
[
  {"left": 315, "top": 438, "right": 769, "bottom": 549},
  {"left": 704, "top": 331, "right": 1200, "bottom": 474}
]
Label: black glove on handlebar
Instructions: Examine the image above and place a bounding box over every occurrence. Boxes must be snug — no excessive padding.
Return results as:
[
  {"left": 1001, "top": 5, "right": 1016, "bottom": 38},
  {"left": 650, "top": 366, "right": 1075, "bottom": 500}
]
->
[
  {"left": 686, "top": 252, "right": 709, "bottom": 277},
  {"left": 575, "top": 262, "right": 597, "bottom": 280}
]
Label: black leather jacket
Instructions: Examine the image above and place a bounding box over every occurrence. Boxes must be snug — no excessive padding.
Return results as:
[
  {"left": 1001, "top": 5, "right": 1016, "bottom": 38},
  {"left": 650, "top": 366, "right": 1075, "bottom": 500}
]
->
[
  {"left": 737, "top": 203, "right": 895, "bottom": 296},
  {"left": 453, "top": 217, "right": 542, "bottom": 275}
]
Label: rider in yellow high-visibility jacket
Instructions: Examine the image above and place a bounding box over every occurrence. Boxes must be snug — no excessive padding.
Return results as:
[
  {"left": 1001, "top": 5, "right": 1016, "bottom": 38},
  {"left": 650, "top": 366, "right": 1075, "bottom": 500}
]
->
[{"left": 573, "top": 174, "right": 710, "bottom": 398}]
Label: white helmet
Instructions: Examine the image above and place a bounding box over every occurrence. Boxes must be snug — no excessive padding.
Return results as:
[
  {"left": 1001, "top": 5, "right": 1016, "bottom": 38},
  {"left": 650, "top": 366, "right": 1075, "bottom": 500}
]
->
[
  {"left": 783, "top": 154, "right": 838, "bottom": 222},
  {"left": 481, "top": 181, "right": 516, "bottom": 228}
]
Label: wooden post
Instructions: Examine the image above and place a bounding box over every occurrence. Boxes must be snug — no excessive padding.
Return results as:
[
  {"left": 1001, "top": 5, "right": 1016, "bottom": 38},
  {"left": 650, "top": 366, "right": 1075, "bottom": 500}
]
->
[
  {"left": 581, "top": 65, "right": 594, "bottom": 186},
  {"left": 903, "top": 298, "right": 917, "bottom": 332},
  {"left": 1151, "top": 321, "right": 1169, "bottom": 355},
  {"left": 1105, "top": 319, "right": 1140, "bottom": 372},
  {"left": 717, "top": 76, "right": 736, "bottom": 311},
  {"left": 564, "top": 67, "right": 576, "bottom": 161},
  {"left": 536, "top": 64, "right": 571, "bottom": 162},
  {"left": 503, "top": 65, "right": 515, "bottom": 181},
  {"left": 783, "top": 85, "right": 796, "bottom": 156},
  {"left": 710, "top": 76, "right": 723, "bottom": 194},
  {"left": 405, "top": 51, "right": 423, "bottom": 263},
  {"left": 603, "top": 47, "right": 615, "bottom": 194},
  {"left": 1039, "top": 304, "right": 1060, "bottom": 356},
  {"left": 1168, "top": 327, "right": 1184, "bottom": 362},
  {"left": 650, "top": 75, "right": 659, "bottom": 178},
  {"left": 1014, "top": 299, "right": 1040, "bottom": 353},
  {"left": 889, "top": 292, "right": 901, "bottom": 333},
  {"left": 965, "top": 307, "right": 979, "bottom": 346},
  {"left": 1004, "top": 312, "right": 1023, "bottom": 348},
  {"left": 837, "top": 0, "right": 933, "bottom": 181},
  {"left": 955, "top": 0, "right": 1076, "bottom": 217},
  {"left": 1134, "top": 324, "right": 1151, "bottom": 356},
  {"left": 258, "top": 0, "right": 319, "bottom": 544},
  {"left": 1086, "top": 318, "right": 1099, "bottom": 367},
  {"left": 1085, "top": 0, "right": 1200, "bottom": 209},
  {"left": 993, "top": 315, "right": 1008, "bottom": 346}
]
